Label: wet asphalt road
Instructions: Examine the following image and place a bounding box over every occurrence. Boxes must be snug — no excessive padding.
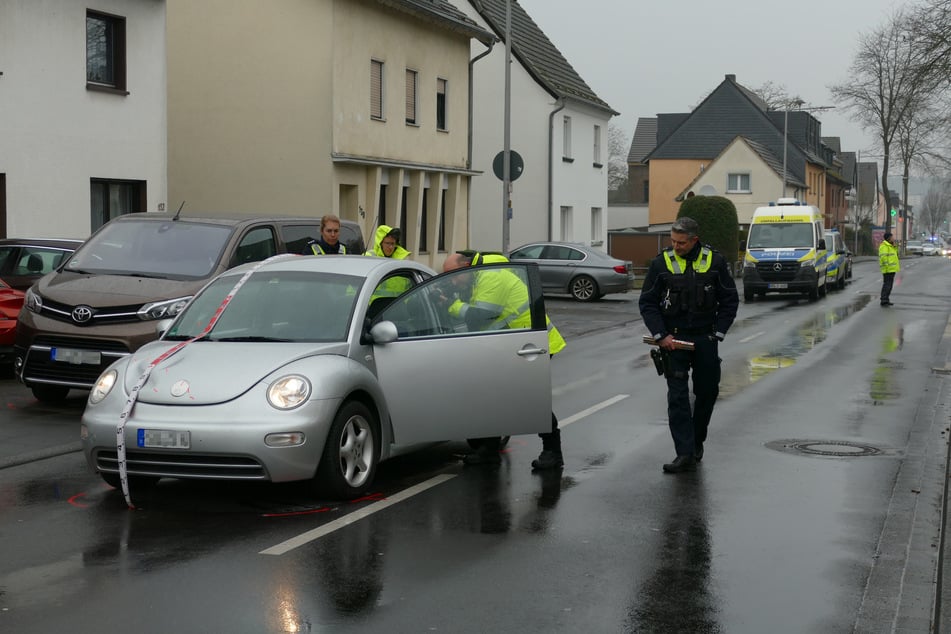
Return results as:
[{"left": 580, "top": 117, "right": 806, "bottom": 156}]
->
[{"left": 2, "top": 256, "right": 951, "bottom": 632}]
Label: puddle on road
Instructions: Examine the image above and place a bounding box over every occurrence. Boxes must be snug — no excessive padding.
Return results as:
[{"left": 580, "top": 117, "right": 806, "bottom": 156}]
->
[{"left": 719, "top": 295, "right": 876, "bottom": 398}]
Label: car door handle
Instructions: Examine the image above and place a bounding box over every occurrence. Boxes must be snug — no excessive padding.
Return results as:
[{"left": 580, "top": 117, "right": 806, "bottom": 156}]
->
[{"left": 517, "top": 346, "right": 547, "bottom": 356}]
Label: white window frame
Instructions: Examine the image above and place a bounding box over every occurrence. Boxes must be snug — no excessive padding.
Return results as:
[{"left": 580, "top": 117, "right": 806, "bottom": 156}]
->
[
  {"left": 370, "top": 59, "right": 385, "bottom": 121},
  {"left": 727, "top": 172, "right": 751, "bottom": 193},
  {"left": 436, "top": 77, "right": 448, "bottom": 131},
  {"left": 560, "top": 206, "right": 573, "bottom": 240},
  {"left": 590, "top": 207, "right": 603, "bottom": 246}
]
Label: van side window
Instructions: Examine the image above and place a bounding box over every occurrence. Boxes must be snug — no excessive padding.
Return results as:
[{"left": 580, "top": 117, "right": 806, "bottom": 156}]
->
[
  {"left": 282, "top": 224, "right": 321, "bottom": 255},
  {"left": 232, "top": 227, "right": 277, "bottom": 266}
]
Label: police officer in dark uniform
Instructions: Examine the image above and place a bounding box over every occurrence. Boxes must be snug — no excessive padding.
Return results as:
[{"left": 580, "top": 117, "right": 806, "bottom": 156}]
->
[{"left": 638, "top": 217, "right": 739, "bottom": 473}]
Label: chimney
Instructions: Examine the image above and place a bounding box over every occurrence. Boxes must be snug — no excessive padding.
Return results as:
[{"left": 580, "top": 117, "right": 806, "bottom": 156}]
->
[{"left": 725, "top": 74, "right": 736, "bottom": 82}]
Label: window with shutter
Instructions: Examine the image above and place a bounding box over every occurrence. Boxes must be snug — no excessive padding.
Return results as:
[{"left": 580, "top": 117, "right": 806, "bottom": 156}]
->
[
  {"left": 371, "top": 60, "right": 384, "bottom": 120},
  {"left": 405, "top": 69, "right": 417, "bottom": 125}
]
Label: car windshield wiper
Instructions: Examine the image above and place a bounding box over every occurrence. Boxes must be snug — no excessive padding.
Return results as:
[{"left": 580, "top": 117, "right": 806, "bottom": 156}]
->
[
  {"left": 125, "top": 272, "right": 168, "bottom": 279},
  {"left": 208, "top": 336, "right": 294, "bottom": 342}
]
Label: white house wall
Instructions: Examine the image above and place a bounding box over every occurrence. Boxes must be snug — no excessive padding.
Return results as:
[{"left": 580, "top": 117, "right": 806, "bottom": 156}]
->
[
  {"left": 0, "top": 0, "right": 167, "bottom": 238},
  {"left": 454, "top": 1, "right": 611, "bottom": 253}
]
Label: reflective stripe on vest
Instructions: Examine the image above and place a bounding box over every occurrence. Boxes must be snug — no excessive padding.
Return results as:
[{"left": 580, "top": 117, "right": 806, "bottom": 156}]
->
[{"left": 663, "top": 247, "right": 713, "bottom": 274}]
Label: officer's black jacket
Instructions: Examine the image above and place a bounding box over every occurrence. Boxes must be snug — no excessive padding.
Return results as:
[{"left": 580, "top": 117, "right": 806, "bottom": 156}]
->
[{"left": 638, "top": 241, "right": 739, "bottom": 340}]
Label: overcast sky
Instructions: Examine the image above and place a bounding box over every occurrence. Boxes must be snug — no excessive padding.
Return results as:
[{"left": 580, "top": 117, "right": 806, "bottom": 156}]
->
[{"left": 518, "top": 0, "right": 908, "bottom": 164}]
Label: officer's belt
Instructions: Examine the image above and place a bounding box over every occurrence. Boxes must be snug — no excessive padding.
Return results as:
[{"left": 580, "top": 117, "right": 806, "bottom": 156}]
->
[{"left": 672, "top": 326, "right": 713, "bottom": 335}]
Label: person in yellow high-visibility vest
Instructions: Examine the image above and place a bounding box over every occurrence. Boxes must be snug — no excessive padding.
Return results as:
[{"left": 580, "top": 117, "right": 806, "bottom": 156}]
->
[
  {"left": 878, "top": 232, "right": 900, "bottom": 306},
  {"left": 442, "top": 251, "right": 567, "bottom": 470}
]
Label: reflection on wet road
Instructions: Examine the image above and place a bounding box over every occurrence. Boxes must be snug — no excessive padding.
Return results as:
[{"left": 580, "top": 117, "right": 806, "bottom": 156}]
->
[{"left": 720, "top": 295, "right": 873, "bottom": 397}]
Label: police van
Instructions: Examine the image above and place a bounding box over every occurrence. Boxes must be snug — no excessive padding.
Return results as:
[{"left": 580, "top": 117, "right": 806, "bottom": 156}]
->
[{"left": 742, "top": 198, "right": 828, "bottom": 302}]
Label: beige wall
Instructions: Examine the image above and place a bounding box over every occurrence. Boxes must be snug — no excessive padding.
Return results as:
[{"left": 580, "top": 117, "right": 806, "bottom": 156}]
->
[
  {"left": 167, "top": 0, "right": 335, "bottom": 214},
  {"left": 648, "top": 159, "right": 709, "bottom": 225},
  {"left": 167, "top": 0, "right": 474, "bottom": 269},
  {"left": 805, "top": 163, "right": 825, "bottom": 210},
  {"left": 333, "top": 1, "right": 470, "bottom": 168}
]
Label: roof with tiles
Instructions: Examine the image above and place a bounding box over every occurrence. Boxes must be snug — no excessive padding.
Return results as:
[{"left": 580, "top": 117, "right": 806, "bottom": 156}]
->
[
  {"left": 646, "top": 74, "right": 816, "bottom": 183},
  {"left": 627, "top": 117, "right": 657, "bottom": 163},
  {"left": 470, "top": 0, "right": 616, "bottom": 113},
  {"left": 377, "top": 0, "right": 495, "bottom": 43}
]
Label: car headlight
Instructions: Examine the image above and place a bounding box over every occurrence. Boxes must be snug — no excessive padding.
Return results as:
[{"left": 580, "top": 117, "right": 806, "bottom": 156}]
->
[
  {"left": 25, "top": 288, "right": 43, "bottom": 313},
  {"left": 89, "top": 369, "right": 117, "bottom": 404},
  {"left": 267, "top": 375, "right": 311, "bottom": 410},
  {"left": 137, "top": 296, "right": 193, "bottom": 321}
]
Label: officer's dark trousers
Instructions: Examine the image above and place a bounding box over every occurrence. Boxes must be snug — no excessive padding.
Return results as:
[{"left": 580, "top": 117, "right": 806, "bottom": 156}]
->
[
  {"left": 665, "top": 335, "right": 721, "bottom": 457},
  {"left": 881, "top": 272, "right": 896, "bottom": 303}
]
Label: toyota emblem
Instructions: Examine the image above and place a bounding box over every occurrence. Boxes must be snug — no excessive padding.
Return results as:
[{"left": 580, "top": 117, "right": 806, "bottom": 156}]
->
[
  {"left": 772, "top": 263, "right": 783, "bottom": 272},
  {"left": 71, "top": 305, "right": 94, "bottom": 324}
]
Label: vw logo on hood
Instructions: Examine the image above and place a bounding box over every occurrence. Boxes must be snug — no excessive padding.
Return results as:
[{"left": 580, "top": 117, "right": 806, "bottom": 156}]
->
[
  {"left": 71, "top": 305, "right": 94, "bottom": 324},
  {"left": 772, "top": 263, "right": 784, "bottom": 272}
]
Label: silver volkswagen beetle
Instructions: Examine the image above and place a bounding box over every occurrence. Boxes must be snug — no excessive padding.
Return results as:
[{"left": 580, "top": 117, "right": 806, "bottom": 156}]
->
[{"left": 80, "top": 255, "right": 554, "bottom": 499}]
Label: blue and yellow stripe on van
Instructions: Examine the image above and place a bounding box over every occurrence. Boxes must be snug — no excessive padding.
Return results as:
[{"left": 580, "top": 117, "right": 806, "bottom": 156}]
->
[{"left": 744, "top": 248, "right": 821, "bottom": 263}]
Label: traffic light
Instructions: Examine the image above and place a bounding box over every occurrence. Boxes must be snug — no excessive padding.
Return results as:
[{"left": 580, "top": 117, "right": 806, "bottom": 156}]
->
[{"left": 890, "top": 208, "right": 897, "bottom": 217}]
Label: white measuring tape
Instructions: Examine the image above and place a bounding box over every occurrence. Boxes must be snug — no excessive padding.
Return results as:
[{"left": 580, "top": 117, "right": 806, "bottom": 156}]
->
[{"left": 115, "top": 254, "right": 298, "bottom": 508}]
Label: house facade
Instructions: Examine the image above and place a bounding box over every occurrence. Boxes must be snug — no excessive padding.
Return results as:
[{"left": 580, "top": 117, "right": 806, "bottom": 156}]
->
[
  {"left": 0, "top": 0, "right": 167, "bottom": 238},
  {"left": 452, "top": 0, "right": 617, "bottom": 252},
  {"left": 641, "top": 75, "right": 835, "bottom": 230},
  {"left": 167, "top": 0, "right": 493, "bottom": 270}
]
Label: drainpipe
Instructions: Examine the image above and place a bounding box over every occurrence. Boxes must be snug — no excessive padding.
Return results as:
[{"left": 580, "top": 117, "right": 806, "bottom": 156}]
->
[
  {"left": 467, "top": 41, "right": 494, "bottom": 249},
  {"left": 547, "top": 98, "right": 565, "bottom": 241}
]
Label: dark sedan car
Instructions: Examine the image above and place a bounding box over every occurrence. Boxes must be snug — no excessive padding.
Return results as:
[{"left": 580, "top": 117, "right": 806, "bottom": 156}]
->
[
  {"left": 508, "top": 241, "right": 635, "bottom": 301},
  {"left": 0, "top": 238, "right": 83, "bottom": 291}
]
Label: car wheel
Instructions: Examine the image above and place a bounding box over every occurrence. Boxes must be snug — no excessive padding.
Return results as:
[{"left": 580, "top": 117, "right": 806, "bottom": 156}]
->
[
  {"left": 807, "top": 281, "right": 820, "bottom": 302},
  {"left": 317, "top": 400, "right": 378, "bottom": 499},
  {"left": 838, "top": 274, "right": 846, "bottom": 290},
  {"left": 744, "top": 288, "right": 754, "bottom": 302},
  {"left": 569, "top": 275, "right": 598, "bottom": 302},
  {"left": 31, "top": 384, "right": 70, "bottom": 404},
  {"left": 100, "top": 472, "right": 160, "bottom": 490}
]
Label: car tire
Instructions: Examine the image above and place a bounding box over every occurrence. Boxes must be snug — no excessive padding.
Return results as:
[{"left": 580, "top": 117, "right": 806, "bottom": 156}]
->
[
  {"left": 807, "top": 281, "right": 820, "bottom": 302},
  {"left": 100, "top": 472, "right": 160, "bottom": 490},
  {"left": 838, "top": 274, "right": 846, "bottom": 290},
  {"left": 744, "top": 288, "right": 754, "bottom": 302},
  {"left": 316, "top": 400, "right": 379, "bottom": 499},
  {"left": 569, "top": 275, "right": 598, "bottom": 302},
  {"left": 31, "top": 384, "right": 70, "bottom": 404}
]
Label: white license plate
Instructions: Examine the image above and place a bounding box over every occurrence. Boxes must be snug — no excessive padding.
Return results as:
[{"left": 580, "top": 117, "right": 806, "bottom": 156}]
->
[
  {"left": 138, "top": 429, "right": 191, "bottom": 449},
  {"left": 768, "top": 283, "right": 788, "bottom": 289},
  {"left": 51, "top": 347, "right": 102, "bottom": 365}
]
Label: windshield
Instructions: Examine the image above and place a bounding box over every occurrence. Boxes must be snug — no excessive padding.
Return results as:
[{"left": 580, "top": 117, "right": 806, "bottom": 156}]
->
[
  {"left": 748, "top": 223, "right": 814, "bottom": 249},
  {"left": 165, "top": 270, "right": 364, "bottom": 342},
  {"left": 65, "top": 220, "right": 233, "bottom": 278}
]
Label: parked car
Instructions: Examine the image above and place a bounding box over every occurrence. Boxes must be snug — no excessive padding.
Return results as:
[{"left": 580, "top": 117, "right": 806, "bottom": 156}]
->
[
  {"left": 905, "top": 240, "right": 924, "bottom": 256},
  {"left": 0, "top": 238, "right": 82, "bottom": 291},
  {"left": 15, "top": 213, "right": 365, "bottom": 403},
  {"left": 0, "top": 278, "right": 26, "bottom": 365},
  {"left": 80, "top": 256, "right": 554, "bottom": 499},
  {"left": 507, "top": 241, "right": 634, "bottom": 301},
  {"left": 823, "top": 230, "right": 849, "bottom": 291}
]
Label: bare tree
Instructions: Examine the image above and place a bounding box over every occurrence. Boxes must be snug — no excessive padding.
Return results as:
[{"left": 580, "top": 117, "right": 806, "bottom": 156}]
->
[
  {"left": 608, "top": 123, "right": 630, "bottom": 192},
  {"left": 918, "top": 178, "right": 951, "bottom": 238},
  {"left": 750, "top": 81, "right": 804, "bottom": 111},
  {"left": 830, "top": 10, "right": 931, "bottom": 233}
]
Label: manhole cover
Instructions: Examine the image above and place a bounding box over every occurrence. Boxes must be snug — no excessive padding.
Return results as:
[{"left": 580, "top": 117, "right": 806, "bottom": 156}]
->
[{"left": 766, "top": 439, "right": 883, "bottom": 457}]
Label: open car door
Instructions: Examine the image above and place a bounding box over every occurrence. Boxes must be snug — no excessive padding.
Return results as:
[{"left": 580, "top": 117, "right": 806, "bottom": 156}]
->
[{"left": 370, "top": 263, "right": 552, "bottom": 445}]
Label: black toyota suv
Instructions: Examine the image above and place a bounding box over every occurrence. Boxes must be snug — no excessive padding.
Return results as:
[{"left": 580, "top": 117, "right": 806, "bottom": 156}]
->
[{"left": 14, "top": 213, "right": 364, "bottom": 402}]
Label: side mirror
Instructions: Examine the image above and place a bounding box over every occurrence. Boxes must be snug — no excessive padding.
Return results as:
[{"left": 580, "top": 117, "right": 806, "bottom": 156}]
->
[
  {"left": 818, "top": 239, "right": 827, "bottom": 250},
  {"left": 156, "top": 318, "right": 174, "bottom": 337},
  {"left": 369, "top": 320, "right": 398, "bottom": 344}
]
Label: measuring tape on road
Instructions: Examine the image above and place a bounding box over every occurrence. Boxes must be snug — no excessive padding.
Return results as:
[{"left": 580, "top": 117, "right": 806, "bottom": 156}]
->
[{"left": 115, "top": 254, "right": 298, "bottom": 509}]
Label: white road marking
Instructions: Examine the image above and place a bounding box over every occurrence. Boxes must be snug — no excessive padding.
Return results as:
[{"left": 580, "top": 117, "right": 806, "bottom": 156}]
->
[
  {"left": 738, "top": 331, "right": 766, "bottom": 344},
  {"left": 261, "top": 395, "right": 629, "bottom": 554},
  {"left": 259, "top": 473, "right": 456, "bottom": 556},
  {"left": 559, "top": 394, "right": 629, "bottom": 428}
]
